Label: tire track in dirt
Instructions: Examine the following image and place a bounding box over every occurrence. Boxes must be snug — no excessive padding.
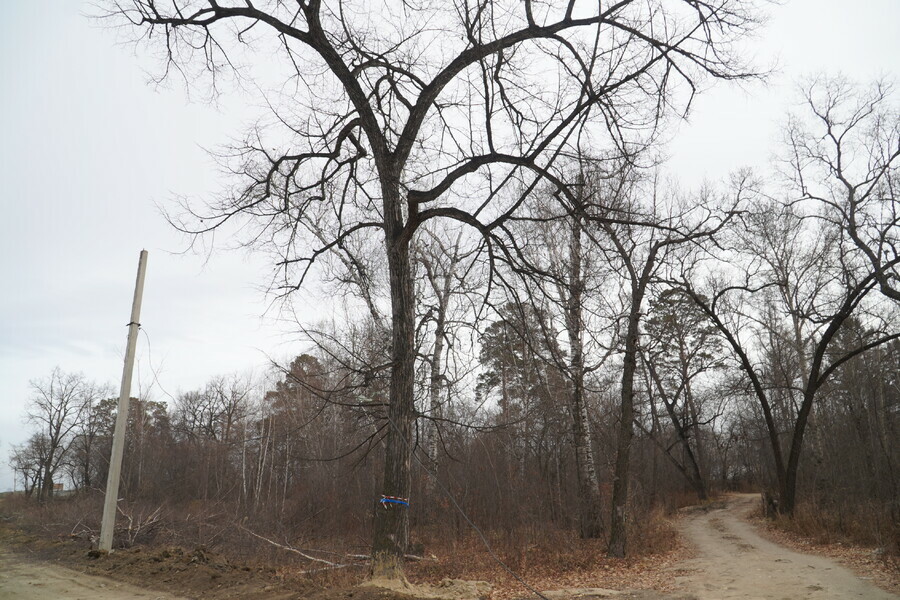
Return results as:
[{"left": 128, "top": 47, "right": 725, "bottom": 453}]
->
[
  {"left": 0, "top": 549, "right": 188, "bottom": 600},
  {"left": 671, "top": 494, "right": 896, "bottom": 600}
]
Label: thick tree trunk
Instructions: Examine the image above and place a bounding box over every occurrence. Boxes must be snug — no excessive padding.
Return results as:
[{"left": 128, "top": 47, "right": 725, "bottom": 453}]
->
[
  {"left": 608, "top": 303, "right": 641, "bottom": 557},
  {"left": 40, "top": 448, "right": 56, "bottom": 502},
  {"left": 41, "top": 473, "right": 53, "bottom": 501},
  {"left": 780, "top": 386, "right": 816, "bottom": 516},
  {"left": 372, "top": 182, "right": 416, "bottom": 577}
]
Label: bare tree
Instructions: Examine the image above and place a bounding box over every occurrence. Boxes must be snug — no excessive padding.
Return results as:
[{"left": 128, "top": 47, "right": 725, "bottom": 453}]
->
[
  {"left": 679, "top": 193, "right": 900, "bottom": 516},
  {"left": 662, "top": 78, "right": 899, "bottom": 514},
  {"left": 503, "top": 173, "right": 618, "bottom": 539},
  {"left": 10, "top": 435, "right": 49, "bottom": 497},
  {"left": 597, "top": 172, "right": 745, "bottom": 557},
  {"left": 101, "top": 0, "right": 759, "bottom": 570},
  {"left": 640, "top": 288, "right": 723, "bottom": 501},
  {"left": 414, "top": 225, "right": 482, "bottom": 493},
  {"left": 784, "top": 77, "right": 900, "bottom": 301},
  {"left": 66, "top": 389, "right": 115, "bottom": 491},
  {"left": 26, "top": 368, "right": 106, "bottom": 500}
]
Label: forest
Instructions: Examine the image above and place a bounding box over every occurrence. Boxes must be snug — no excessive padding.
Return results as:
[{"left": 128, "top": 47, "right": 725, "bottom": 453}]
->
[{"left": 7, "top": 0, "right": 900, "bottom": 584}]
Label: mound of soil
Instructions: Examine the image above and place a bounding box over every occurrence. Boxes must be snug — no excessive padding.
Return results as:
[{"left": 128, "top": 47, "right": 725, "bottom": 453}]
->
[{"left": 361, "top": 576, "right": 492, "bottom": 600}]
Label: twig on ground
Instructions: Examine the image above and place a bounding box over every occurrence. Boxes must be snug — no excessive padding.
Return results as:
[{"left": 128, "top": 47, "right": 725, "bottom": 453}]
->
[
  {"left": 298, "top": 563, "right": 366, "bottom": 575},
  {"left": 238, "top": 524, "right": 359, "bottom": 569}
]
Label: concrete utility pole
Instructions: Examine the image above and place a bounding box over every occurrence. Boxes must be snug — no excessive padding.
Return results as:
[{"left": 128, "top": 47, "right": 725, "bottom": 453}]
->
[{"left": 99, "top": 250, "right": 148, "bottom": 552}]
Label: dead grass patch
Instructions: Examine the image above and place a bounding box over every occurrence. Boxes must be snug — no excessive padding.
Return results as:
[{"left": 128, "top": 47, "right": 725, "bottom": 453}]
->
[{"left": 2, "top": 494, "right": 687, "bottom": 600}]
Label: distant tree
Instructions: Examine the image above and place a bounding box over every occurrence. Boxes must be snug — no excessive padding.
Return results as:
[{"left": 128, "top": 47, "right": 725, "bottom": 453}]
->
[
  {"left": 173, "top": 375, "right": 254, "bottom": 499},
  {"left": 508, "top": 175, "right": 617, "bottom": 540},
  {"left": 260, "top": 353, "right": 380, "bottom": 517},
  {"left": 25, "top": 368, "right": 107, "bottom": 500},
  {"left": 642, "top": 289, "right": 724, "bottom": 500},
  {"left": 597, "top": 173, "right": 745, "bottom": 557},
  {"left": 9, "top": 434, "right": 49, "bottom": 497},
  {"left": 478, "top": 302, "right": 567, "bottom": 432},
  {"left": 123, "top": 398, "right": 175, "bottom": 497},
  {"left": 477, "top": 301, "right": 570, "bottom": 522},
  {"left": 817, "top": 319, "right": 900, "bottom": 511},
  {"left": 414, "top": 226, "right": 481, "bottom": 494},
  {"left": 66, "top": 391, "right": 115, "bottom": 491}
]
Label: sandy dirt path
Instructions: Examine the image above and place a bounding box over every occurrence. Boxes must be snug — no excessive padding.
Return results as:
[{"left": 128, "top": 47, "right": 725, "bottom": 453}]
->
[
  {"left": 0, "top": 548, "right": 188, "bottom": 600},
  {"left": 671, "top": 494, "right": 896, "bottom": 600}
]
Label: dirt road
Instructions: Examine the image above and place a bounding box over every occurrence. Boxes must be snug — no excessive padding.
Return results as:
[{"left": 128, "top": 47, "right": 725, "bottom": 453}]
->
[
  {"left": 672, "top": 494, "right": 896, "bottom": 599},
  {"left": 0, "top": 548, "right": 188, "bottom": 600}
]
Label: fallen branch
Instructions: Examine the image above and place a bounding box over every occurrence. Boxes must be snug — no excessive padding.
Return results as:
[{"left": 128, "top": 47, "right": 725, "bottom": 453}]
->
[
  {"left": 116, "top": 504, "right": 164, "bottom": 547},
  {"left": 298, "top": 563, "right": 366, "bottom": 575},
  {"left": 404, "top": 554, "right": 437, "bottom": 562},
  {"left": 238, "top": 525, "right": 354, "bottom": 568},
  {"left": 237, "top": 529, "right": 435, "bottom": 568},
  {"left": 69, "top": 518, "right": 84, "bottom": 536},
  {"left": 345, "top": 553, "right": 436, "bottom": 562}
]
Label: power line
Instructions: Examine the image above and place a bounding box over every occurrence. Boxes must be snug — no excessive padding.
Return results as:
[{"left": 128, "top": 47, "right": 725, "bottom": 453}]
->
[{"left": 140, "top": 328, "right": 178, "bottom": 404}]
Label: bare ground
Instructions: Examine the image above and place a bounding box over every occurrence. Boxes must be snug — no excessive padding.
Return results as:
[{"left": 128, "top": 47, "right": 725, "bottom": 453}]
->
[
  {"left": 0, "top": 547, "right": 187, "bottom": 600},
  {"left": 667, "top": 493, "right": 897, "bottom": 600}
]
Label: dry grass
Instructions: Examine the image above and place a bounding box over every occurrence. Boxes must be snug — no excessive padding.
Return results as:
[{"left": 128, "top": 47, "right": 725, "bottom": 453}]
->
[
  {"left": 773, "top": 500, "right": 898, "bottom": 555},
  {"left": 2, "top": 492, "right": 687, "bottom": 599},
  {"left": 409, "top": 508, "right": 683, "bottom": 598},
  {"left": 750, "top": 498, "right": 900, "bottom": 595}
]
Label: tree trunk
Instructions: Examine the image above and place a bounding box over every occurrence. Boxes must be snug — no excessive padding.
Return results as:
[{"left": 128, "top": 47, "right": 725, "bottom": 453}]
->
[
  {"left": 41, "top": 471, "right": 54, "bottom": 501},
  {"left": 571, "top": 374, "right": 604, "bottom": 537},
  {"left": 40, "top": 447, "right": 56, "bottom": 502},
  {"left": 608, "top": 302, "right": 641, "bottom": 557},
  {"left": 83, "top": 435, "right": 93, "bottom": 490},
  {"left": 372, "top": 182, "right": 416, "bottom": 577},
  {"left": 425, "top": 306, "right": 446, "bottom": 497},
  {"left": 682, "top": 376, "right": 709, "bottom": 501},
  {"left": 643, "top": 357, "right": 708, "bottom": 501},
  {"left": 566, "top": 212, "right": 603, "bottom": 538},
  {"left": 780, "top": 385, "right": 816, "bottom": 516}
]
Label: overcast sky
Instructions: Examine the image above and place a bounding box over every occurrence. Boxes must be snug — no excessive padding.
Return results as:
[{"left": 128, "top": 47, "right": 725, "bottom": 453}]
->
[{"left": 1, "top": 0, "right": 898, "bottom": 491}]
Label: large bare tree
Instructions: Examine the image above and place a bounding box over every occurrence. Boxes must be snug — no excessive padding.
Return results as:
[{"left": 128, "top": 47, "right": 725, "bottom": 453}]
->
[{"left": 102, "top": 0, "right": 759, "bottom": 570}]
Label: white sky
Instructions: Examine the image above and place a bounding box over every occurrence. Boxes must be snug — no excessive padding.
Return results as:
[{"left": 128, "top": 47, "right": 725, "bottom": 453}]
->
[{"left": 0, "top": 0, "right": 898, "bottom": 491}]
